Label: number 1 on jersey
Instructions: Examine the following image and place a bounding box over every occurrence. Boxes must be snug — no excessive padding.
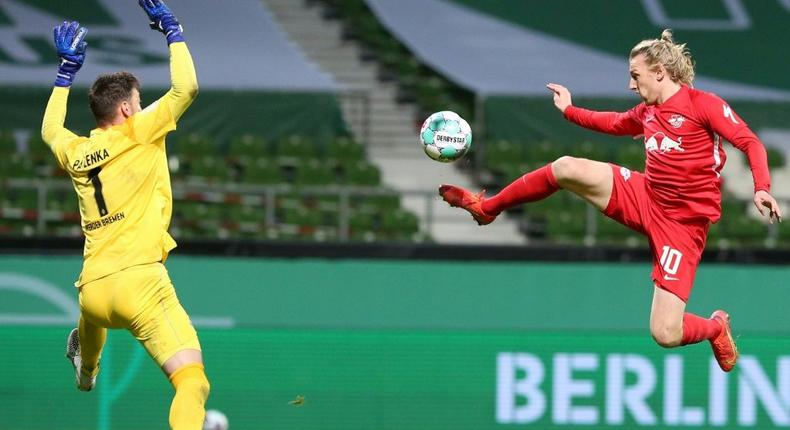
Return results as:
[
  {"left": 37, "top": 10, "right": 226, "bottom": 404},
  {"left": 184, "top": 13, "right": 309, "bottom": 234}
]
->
[{"left": 88, "top": 167, "right": 109, "bottom": 216}]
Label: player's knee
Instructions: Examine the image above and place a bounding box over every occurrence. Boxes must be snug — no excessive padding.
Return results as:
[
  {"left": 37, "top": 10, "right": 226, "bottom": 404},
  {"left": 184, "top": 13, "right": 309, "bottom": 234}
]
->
[
  {"left": 189, "top": 371, "right": 210, "bottom": 403},
  {"left": 552, "top": 156, "right": 582, "bottom": 185},
  {"left": 171, "top": 364, "right": 211, "bottom": 403},
  {"left": 197, "top": 372, "right": 210, "bottom": 401},
  {"left": 651, "top": 324, "right": 682, "bottom": 348}
]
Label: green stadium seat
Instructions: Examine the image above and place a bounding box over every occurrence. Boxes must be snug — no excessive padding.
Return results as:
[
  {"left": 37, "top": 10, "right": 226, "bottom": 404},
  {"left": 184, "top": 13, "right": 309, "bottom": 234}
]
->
[
  {"left": 4, "top": 188, "right": 38, "bottom": 210},
  {"left": 546, "top": 210, "right": 586, "bottom": 243},
  {"left": 318, "top": 194, "right": 341, "bottom": 209},
  {"left": 25, "top": 135, "right": 51, "bottom": 160},
  {"left": 318, "top": 207, "right": 340, "bottom": 227},
  {"left": 45, "top": 221, "right": 81, "bottom": 238},
  {"left": 176, "top": 202, "right": 222, "bottom": 225},
  {"left": 596, "top": 215, "right": 635, "bottom": 244},
  {"left": 241, "top": 158, "right": 283, "bottom": 184},
  {"left": 228, "top": 204, "right": 264, "bottom": 224},
  {"left": 767, "top": 147, "right": 786, "bottom": 168},
  {"left": 229, "top": 134, "right": 270, "bottom": 159},
  {"left": 445, "top": 96, "right": 473, "bottom": 120},
  {"left": 395, "top": 57, "right": 421, "bottom": 83},
  {"left": 327, "top": 136, "right": 364, "bottom": 161},
  {"left": 294, "top": 159, "right": 334, "bottom": 186},
  {"left": 344, "top": 161, "right": 380, "bottom": 186},
  {"left": 2, "top": 156, "right": 36, "bottom": 178},
  {"left": 47, "top": 190, "right": 79, "bottom": 214},
  {"left": 485, "top": 140, "right": 523, "bottom": 171},
  {"left": 572, "top": 141, "right": 608, "bottom": 161},
  {"left": 283, "top": 206, "right": 322, "bottom": 227},
  {"left": 189, "top": 156, "right": 229, "bottom": 182},
  {"left": 305, "top": 195, "right": 342, "bottom": 225},
  {"left": 0, "top": 130, "right": 16, "bottom": 156},
  {"left": 279, "top": 206, "right": 326, "bottom": 241},
  {"left": 349, "top": 210, "right": 375, "bottom": 234},
  {"left": 174, "top": 201, "right": 200, "bottom": 221},
  {"left": 0, "top": 219, "right": 35, "bottom": 236},
  {"left": 174, "top": 202, "right": 225, "bottom": 239},
  {"left": 370, "top": 32, "right": 401, "bottom": 57},
  {"left": 706, "top": 222, "right": 724, "bottom": 248},
  {"left": 615, "top": 144, "right": 645, "bottom": 171},
  {"left": 415, "top": 77, "right": 447, "bottom": 108},
  {"left": 277, "top": 135, "right": 317, "bottom": 161},
  {"left": 777, "top": 223, "right": 790, "bottom": 248},
  {"left": 381, "top": 209, "right": 419, "bottom": 240},
  {"left": 177, "top": 133, "right": 216, "bottom": 157},
  {"left": 172, "top": 225, "right": 198, "bottom": 240},
  {"left": 525, "top": 192, "right": 577, "bottom": 217},
  {"left": 353, "top": 190, "right": 400, "bottom": 213},
  {"left": 719, "top": 198, "right": 746, "bottom": 219},
  {"left": 525, "top": 141, "right": 564, "bottom": 165},
  {"left": 723, "top": 216, "right": 767, "bottom": 246}
]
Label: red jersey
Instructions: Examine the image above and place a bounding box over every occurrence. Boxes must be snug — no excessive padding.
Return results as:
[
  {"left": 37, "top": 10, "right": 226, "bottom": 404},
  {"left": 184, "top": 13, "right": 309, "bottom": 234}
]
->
[{"left": 563, "top": 85, "right": 771, "bottom": 223}]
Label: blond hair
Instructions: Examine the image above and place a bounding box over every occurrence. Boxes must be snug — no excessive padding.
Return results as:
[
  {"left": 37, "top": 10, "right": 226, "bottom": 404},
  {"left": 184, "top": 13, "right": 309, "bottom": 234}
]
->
[{"left": 630, "top": 29, "right": 695, "bottom": 85}]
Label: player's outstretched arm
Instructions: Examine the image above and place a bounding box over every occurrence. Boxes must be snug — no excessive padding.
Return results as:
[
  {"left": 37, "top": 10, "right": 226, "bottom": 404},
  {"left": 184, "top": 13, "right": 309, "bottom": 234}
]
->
[
  {"left": 139, "top": 0, "right": 198, "bottom": 121},
  {"left": 548, "top": 82, "right": 642, "bottom": 136},
  {"left": 701, "top": 94, "right": 780, "bottom": 223},
  {"left": 42, "top": 21, "right": 87, "bottom": 157}
]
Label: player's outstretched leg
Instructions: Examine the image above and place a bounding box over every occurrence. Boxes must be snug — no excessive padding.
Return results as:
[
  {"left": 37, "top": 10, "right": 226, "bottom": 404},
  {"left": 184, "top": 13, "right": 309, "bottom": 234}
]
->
[
  {"left": 64, "top": 326, "right": 102, "bottom": 391},
  {"left": 709, "top": 310, "right": 738, "bottom": 372},
  {"left": 439, "top": 164, "right": 560, "bottom": 225}
]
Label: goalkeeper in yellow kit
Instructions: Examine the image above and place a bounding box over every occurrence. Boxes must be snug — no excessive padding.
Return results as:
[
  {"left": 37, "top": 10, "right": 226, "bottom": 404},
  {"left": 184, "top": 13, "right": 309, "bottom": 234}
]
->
[{"left": 42, "top": 1, "right": 209, "bottom": 428}]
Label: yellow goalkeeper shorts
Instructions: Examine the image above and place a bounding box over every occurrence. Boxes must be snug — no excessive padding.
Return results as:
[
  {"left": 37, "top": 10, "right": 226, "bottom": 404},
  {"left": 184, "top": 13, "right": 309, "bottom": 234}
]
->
[{"left": 78, "top": 262, "right": 201, "bottom": 366}]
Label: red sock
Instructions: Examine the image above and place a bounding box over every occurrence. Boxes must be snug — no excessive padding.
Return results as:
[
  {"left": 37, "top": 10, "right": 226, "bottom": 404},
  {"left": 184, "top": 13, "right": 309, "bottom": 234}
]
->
[
  {"left": 681, "top": 313, "right": 721, "bottom": 345},
  {"left": 481, "top": 164, "right": 560, "bottom": 215}
]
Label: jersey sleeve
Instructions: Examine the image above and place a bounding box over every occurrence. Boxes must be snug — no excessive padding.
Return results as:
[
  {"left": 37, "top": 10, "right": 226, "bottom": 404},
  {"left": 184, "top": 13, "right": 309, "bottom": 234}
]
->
[
  {"left": 130, "top": 97, "right": 177, "bottom": 145},
  {"left": 41, "top": 86, "right": 78, "bottom": 169},
  {"left": 698, "top": 93, "right": 770, "bottom": 192},
  {"left": 563, "top": 104, "right": 644, "bottom": 137},
  {"left": 130, "top": 42, "right": 198, "bottom": 145}
]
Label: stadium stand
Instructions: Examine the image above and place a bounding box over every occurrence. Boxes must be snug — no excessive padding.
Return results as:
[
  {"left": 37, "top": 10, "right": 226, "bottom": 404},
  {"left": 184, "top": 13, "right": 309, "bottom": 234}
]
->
[
  {"left": 353, "top": 0, "right": 790, "bottom": 248},
  {"left": 1, "top": 0, "right": 788, "bottom": 248},
  {"left": 265, "top": 0, "right": 527, "bottom": 245},
  {"left": 0, "top": 130, "right": 425, "bottom": 243},
  {"left": 0, "top": 0, "right": 431, "bottom": 244}
]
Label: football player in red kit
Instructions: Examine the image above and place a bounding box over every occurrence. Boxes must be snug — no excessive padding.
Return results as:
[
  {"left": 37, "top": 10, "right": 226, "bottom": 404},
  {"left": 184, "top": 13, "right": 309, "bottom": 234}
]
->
[{"left": 439, "top": 30, "right": 782, "bottom": 372}]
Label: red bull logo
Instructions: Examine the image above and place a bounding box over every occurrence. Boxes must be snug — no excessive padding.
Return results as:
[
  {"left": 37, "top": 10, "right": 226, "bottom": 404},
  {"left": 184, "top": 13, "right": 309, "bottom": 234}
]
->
[{"left": 645, "top": 132, "right": 684, "bottom": 153}]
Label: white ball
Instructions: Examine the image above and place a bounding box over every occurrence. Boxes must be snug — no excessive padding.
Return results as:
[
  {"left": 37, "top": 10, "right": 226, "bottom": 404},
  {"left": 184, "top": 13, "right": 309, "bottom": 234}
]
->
[
  {"left": 419, "top": 111, "right": 472, "bottom": 163},
  {"left": 203, "top": 409, "right": 229, "bottom": 430}
]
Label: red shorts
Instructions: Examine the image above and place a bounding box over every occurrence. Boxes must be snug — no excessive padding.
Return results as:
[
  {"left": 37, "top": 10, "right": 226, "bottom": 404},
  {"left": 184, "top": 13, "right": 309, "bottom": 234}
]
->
[{"left": 604, "top": 164, "right": 709, "bottom": 302}]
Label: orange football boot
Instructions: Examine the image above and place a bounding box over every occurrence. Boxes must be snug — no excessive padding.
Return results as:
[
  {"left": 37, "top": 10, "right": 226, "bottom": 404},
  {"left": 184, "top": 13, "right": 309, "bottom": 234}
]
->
[
  {"left": 709, "top": 310, "right": 738, "bottom": 372},
  {"left": 438, "top": 184, "right": 497, "bottom": 225}
]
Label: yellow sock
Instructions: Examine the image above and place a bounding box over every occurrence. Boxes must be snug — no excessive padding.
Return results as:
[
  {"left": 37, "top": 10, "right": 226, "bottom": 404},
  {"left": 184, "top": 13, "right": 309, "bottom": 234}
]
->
[
  {"left": 168, "top": 364, "right": 210, "bottom": 430},
  {"left": 78, "top": 317, "right": 106, "bottom": 374}
]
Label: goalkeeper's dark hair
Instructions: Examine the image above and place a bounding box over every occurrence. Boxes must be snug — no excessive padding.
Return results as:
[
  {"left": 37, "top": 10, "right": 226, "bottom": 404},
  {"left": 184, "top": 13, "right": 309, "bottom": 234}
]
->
[{"left": 89, "top": 72, "right": 140, "bottom": 124}]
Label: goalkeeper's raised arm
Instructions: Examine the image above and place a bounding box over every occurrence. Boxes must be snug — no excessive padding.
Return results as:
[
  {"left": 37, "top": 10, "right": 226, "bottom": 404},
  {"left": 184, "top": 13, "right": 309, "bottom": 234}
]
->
[
  {"left": 41, "top": 21, "right": 88, "bottom": 164},
  {"left": 139, "top": 0, "right": 198, "bottom": 122}
]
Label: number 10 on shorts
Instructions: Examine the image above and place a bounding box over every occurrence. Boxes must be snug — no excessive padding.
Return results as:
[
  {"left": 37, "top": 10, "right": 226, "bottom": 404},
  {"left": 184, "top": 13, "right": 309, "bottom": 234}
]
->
[{"left": 660, "top": 246, "right": 683, "bottom": 275}]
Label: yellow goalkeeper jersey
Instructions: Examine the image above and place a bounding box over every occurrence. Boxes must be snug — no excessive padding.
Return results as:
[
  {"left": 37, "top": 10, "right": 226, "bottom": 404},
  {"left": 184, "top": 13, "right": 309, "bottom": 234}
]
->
[{"left": 41, "top": 42, "right": 198, "bottom": 287}]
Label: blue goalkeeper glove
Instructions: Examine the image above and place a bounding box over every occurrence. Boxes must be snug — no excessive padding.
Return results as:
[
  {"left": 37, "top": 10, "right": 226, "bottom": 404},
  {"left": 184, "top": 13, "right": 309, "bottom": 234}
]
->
[
  {"left": 53, "top": 21, "right": 88, "bottom": 87},
  {"left": 139, "top": 0, "right": 184, "bottom": 44}
]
